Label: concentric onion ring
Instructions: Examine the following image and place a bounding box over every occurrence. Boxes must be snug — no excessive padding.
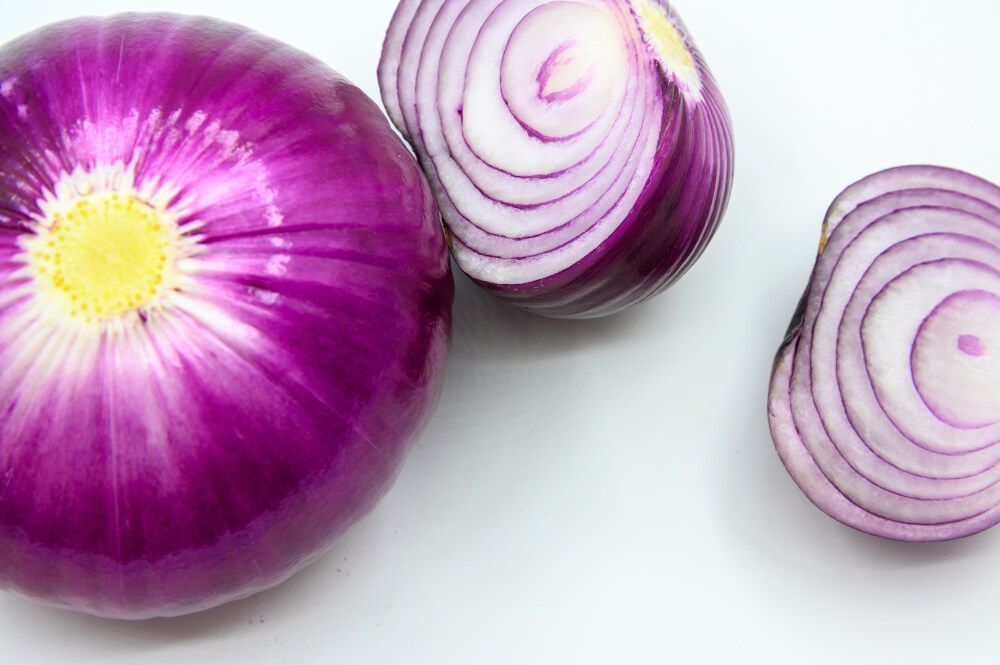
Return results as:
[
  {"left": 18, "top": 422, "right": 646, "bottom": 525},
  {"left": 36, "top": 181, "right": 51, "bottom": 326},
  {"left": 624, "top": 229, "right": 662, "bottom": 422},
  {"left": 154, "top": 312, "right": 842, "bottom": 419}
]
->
[
  {"left": 768, "top": 165, "right": 1000, "bottom": 541},
  {"left": 379, "top": 0, "right": 733, "bottom": 317}
]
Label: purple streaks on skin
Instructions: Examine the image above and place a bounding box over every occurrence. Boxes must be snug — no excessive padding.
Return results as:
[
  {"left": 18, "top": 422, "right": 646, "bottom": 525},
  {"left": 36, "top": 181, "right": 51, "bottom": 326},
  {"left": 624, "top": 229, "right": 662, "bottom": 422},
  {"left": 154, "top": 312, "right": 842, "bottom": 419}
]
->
[
  {"left": 958, "top": 334, "right": 985, "bottom": 356},
  {"left": 536, "top": 41, "right": 593, "bottom": 103},
  {"left": 0, "top": 13, "right": 452, "bottom": 618}
]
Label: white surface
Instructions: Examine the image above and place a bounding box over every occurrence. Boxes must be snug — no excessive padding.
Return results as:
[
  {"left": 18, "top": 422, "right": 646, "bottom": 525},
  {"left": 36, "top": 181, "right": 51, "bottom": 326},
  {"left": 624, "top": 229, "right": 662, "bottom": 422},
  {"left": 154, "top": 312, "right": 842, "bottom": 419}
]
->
[{"left": 2, "top": 0, "right": 1000, "bottom": 662}]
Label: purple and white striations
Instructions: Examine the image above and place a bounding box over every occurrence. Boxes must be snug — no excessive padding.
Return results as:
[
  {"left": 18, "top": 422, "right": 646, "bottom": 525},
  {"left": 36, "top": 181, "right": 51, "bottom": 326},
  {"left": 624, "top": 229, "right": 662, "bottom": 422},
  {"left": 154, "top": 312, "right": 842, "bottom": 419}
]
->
[
  {"left": 0, "top": 13, "right": 452, "bottom": 618},
  {"left": 768, "top": 165, "right": 1000, "bottom": 542},
  {"left": 379, "top": 0, "right": 733, "bottom": 318}
]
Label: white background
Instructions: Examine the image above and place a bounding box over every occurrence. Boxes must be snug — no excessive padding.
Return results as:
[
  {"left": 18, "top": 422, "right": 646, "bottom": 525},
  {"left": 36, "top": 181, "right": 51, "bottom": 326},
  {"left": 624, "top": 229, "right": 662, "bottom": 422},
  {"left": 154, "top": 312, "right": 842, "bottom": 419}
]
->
[{"left": 2, "top": 0, "right": 1000, "bottom": 663}]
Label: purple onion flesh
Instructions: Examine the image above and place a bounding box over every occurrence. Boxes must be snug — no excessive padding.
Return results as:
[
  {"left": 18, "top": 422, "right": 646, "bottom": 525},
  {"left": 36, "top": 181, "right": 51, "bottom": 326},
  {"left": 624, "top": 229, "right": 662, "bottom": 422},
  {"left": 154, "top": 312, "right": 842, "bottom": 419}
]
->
[
  {"left": 0, "top": 13, "right": 452, "bottom": 618},
  {"left": 379, "top": 0, "right": 733, "bottom": 318},
  {"left": 768, "top": 165, "right": 1000, "bottom": 542}
]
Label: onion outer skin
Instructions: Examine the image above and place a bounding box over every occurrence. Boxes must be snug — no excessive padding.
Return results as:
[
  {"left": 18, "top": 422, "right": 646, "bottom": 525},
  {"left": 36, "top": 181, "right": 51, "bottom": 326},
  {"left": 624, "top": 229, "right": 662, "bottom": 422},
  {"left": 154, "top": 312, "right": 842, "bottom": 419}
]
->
[
  {"left": 768, "top": 165, "right": 1000, "bottom": 542},
  {"left": 379, "top": 0, "right": 734, "bottom": 318},
  {"left": 0, "top": 14, "right": 452, "bottom": 618}
]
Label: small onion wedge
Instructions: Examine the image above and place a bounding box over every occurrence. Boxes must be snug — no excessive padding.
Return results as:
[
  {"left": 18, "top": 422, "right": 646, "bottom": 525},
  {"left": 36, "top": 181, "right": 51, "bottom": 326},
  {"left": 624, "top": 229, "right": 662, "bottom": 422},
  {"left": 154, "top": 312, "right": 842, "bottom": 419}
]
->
[
  {"left": 768, "top": 165, "right": 1000, "bottom": 541},
  {"left": 379, "top": 0, "right": 734, "bottom": 317}
]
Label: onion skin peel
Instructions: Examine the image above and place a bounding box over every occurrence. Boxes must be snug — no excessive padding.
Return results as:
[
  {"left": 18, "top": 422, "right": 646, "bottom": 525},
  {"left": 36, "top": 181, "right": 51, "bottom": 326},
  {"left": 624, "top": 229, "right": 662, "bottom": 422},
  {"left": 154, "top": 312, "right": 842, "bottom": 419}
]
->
[{"left": 0, "top": 13, "right": 452, "bottom": 618}]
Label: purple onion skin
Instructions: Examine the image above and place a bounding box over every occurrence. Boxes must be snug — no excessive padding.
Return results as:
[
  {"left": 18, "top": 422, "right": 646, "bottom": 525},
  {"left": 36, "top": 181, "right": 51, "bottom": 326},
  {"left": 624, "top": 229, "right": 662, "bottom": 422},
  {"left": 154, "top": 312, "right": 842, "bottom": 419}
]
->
[
  {"left": 379, "top": 0, "right": 734, "bottom": 318},
  {"left": 0, "top": 14, "right": 452, "bottom": 618},
  {"left": 768, "top": 165, "right": 1000, "bottom": 542}
]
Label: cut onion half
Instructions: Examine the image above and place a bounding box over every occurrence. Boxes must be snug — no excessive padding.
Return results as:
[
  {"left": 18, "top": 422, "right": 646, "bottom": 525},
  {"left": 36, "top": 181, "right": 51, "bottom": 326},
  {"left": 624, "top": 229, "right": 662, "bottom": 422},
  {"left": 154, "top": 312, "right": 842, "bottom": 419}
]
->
[
  {"left": 379, "top": 0, "right": 734, "bottom": 317},
  {"left": 768, "top": 165, "right": 1000, "bottom": 541}
]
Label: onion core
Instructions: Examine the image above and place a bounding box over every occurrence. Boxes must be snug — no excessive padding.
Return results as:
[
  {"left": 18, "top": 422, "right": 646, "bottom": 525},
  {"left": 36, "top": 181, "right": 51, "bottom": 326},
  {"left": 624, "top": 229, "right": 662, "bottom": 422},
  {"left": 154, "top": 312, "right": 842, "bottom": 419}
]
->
[{"left": 23, "top": 166, "right": 189, "bottom": 321}]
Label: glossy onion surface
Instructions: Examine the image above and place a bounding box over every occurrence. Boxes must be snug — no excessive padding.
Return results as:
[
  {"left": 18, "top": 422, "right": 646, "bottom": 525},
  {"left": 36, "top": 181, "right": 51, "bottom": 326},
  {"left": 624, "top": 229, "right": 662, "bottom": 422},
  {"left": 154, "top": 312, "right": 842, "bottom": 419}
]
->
[
  {"left": 0, "top": 14, "right": 452, "bottom": 618},
  {"left": 768, "top": 166, "right": 1000, "bottom": 541},
  {"left": 379, "top": 0, "right": 733, "bottom": 317}
]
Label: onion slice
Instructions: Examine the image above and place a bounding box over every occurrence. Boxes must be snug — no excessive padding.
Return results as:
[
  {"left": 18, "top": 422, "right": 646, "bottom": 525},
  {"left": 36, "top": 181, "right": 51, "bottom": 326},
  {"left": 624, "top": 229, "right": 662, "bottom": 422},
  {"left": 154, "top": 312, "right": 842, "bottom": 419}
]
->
[
  {"left": 768, "top": 165, "right": 1000, "bottom": 541},
  {"left": 379, "top": 0, "right": 733, "bottom": 317}
]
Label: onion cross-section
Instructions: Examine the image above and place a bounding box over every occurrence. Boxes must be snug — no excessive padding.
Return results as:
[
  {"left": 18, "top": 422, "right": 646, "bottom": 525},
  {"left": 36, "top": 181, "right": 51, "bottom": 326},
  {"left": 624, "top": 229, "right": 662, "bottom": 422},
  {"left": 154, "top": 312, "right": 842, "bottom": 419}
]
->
[
  {"left": 768, "top": 165, "right": 1000, "bottom": 541},
  {"left": 379, "top": 0, "right": 733, "bottom": 317}
]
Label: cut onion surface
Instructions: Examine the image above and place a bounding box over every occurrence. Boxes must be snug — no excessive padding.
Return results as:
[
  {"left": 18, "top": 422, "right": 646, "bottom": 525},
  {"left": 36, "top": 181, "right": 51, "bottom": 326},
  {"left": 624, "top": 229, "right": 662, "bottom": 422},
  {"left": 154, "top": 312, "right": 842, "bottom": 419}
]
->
[
  {"left": 0, "top": 14, "right": 452, "bottom": 618},
  {"left": 768, "top": 165, "right": 1000, "bottom": 541},
  {"left": 379, "top": 0, "right": 733, "bottom": 317}
]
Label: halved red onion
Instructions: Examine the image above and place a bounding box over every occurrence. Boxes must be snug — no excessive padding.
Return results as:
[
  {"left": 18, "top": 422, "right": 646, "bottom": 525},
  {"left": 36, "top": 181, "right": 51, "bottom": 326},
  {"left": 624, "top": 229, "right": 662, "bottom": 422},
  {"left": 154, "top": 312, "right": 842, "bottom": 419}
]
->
[
  {"left": 379, "top": 0, "right": 733, "bottom": 317},
  {"left": 0, "top": 14, "right": 452, "bottom": 618},
  {"left": 768, "top": 165, "right": 1000, "bottom": 541}
]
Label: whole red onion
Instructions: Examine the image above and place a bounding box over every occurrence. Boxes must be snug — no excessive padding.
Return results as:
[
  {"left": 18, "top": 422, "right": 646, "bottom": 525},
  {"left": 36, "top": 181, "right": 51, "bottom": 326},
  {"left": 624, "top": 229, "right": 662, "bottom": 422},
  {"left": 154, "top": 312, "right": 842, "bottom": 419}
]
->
[{"left": 0, "top": 13, "right": 452, "bottom": 618}]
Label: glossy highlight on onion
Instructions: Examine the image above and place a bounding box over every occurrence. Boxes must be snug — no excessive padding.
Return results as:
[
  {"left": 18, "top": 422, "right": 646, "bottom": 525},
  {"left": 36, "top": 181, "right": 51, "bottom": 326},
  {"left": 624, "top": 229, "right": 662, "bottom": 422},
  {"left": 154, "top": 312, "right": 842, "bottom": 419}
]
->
[
  {"left": 768, "top": 165, "right": 1000, "bottom": 541},
  {"left": 0, "top": 14, "right": 452, "bottom": 618},
  {"left": 379, "top": 0, "right": 733, "bottom": 317}
]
